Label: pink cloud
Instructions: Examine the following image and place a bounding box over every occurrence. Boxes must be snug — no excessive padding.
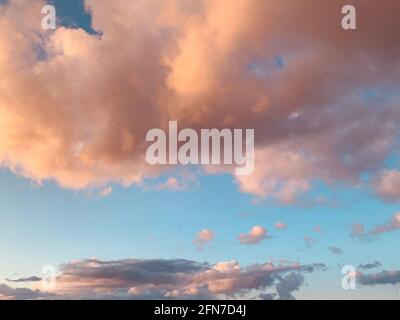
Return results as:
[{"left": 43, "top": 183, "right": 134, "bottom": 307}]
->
[
  {"left": 274, "top": 222, "right": 287, "bottom": 230},
  {"left": 193, "top": 229, "right": 215, "bottom": 251},
  {"left": 238, "top": 226, "right": 268, "bottom": 245},
  {"left": 0, "top": 0, "right": 399, "bottom": 202},
  {"left": 352, "top": 213, "right": 400, "bottom": 240},
  {"left": 314, "top": 226, "right": 322, "bottom": 233},
  {"left": 155, "top": 177, "right": 186, "bottom": 191},
  {"left": 100, "top": 187, "right": 112, "bottom": 197},
  {"left": 374, "top": 170, "right": 400, "bottom": 202}
]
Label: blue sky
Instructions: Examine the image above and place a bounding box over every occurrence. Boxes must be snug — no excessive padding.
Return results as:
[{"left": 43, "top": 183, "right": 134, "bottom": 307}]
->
[{"left": 1, "top": 165, "right": 399, "bottom": 298}]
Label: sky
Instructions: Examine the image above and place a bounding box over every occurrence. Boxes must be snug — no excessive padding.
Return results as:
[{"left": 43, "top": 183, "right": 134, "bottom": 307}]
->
[{"left": 0, "top": 0, "right": 400, "bottom": 300}]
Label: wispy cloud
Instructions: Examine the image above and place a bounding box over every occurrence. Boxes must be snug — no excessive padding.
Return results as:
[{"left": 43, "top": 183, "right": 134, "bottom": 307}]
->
[
  {"left": 6, "top": 276, "right": 42, "bottom": 283},
  {"left": 193, "top": 229, "right": 215, "bottom": 251},
  {"left": 351, "top": 213, "right": 400, "bottom": 241},
  {"left": 357, "top": 261, "right": 382, "bottom": 270},
  {"left": 303, "top": 237, "right": 317, "bottom": 248}
]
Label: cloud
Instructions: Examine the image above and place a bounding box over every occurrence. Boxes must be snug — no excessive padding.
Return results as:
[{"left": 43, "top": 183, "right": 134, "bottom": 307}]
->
[
  {"left": 15, "top": 258, "right": 323, "bottom": 300},
  {"left": 328, "top": 247, "right": 343, "bottom": 255},
  {"left": 314, "top": 226, "right": 322, "bottom": 233},
  {"left": 144, "top": 171, "right": 199, "bottom": 192},
  {"left": 193, "top": 229, "right": 215, "bottom": 251},
  {"left": 357, "top": 261, "right": 381, "bottom": 270},
  {"left": 0, "top": 284, "right": 54, "bottom": 300},
  {"left": 275, "top": 273, "right": 304, "bottom": 300},
  {"left": 153, "top": 177, "right": 187, "bottom": 191},
  {"left": 374, "top": 170, "right": 400, "bottom": 202},
  {"left": 303, "top": 237, "right": 317, "bottom": 248},
  {"left": 6, "top": 276, "right": 42, "bottom": 283},
  {"left": 351, "top": 213, "right": 400, "bottom": 240},
  {"left": 369, "top": 213, "right": 400, "bottom": 235},
  {"left": 238, "top": 226, "right": 268, "bottom": 245},
  {"left": 350, "top": 224, "right": 365, "bottom": 237},
  {"left": 0, "top": 0, "right": 399, "bottom": 202},
  {"left": 357, "top": 270, "right": 400, "bottom": 286},
  {"left": 100, "top": 186, "right": 112, "bottom": 197},
  {"left": 274, "top": 221, "right": 287, "bottom": 230}
]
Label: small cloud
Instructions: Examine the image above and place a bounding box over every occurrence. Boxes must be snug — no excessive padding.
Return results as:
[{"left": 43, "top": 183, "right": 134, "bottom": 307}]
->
[
  {"left": 303, "top": 237, "right": 317, "bottom": 248},
  {"left": 193, "top": 229, "right": 215, "bottom": 251},
  {"left": 157, "top": 177, "right": 185, "bottom": 191},
  {"left": 6, "top": 276, "right": 42, "bottom": 283},
  {"left": 100, "top": 187, "right": 113, "bottom": 197},
  {"left": 274, "top": 221, "right": 287, "bottom": 230},
  {"left": 313, "top": 226, "right": 322, "bottom": 233},
  {"left": 238, "top": 226, "right": 269, "bottom": 245},
  {"left": 145, "top": 172, "right": 199, "bottom": 192},
  {"left": 350, "top": 223, "right": 365, "bottom": 237},
  {"left": 328, "top": 246, "right": 343, "bottom": 255},
  {"left": 358, "top": 261, "right": 382, "bottom": 270}
]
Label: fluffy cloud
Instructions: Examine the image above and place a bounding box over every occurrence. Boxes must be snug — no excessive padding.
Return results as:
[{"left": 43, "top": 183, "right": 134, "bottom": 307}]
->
[
  {"left": 6, "top": 258, "right": 323, "bottom": 300},
  {"left": 0, "top": 0, "right": 399, "bottom": 202},
  {"left": 238, "top": 226, "right": 268, "bottom": 245}
]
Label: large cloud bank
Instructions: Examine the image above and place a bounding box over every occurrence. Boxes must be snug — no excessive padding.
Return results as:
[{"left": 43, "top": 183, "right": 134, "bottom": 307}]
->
[
  {"left": 1, "top": 0, "right": 400, "bottom": 202},
  {"left": 2, "top": 258, "right": 325, "bottom": 300}
]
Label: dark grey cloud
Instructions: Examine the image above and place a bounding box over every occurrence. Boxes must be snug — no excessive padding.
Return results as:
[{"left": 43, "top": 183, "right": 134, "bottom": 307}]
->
[
  {"left": 0, "top": 258, "right": 324, "bottom": 300},
  {"left": 358, "top": 270, "right": 400, "bottom": 286},
  {"left": 6, "top": 276, "right": 42, "bottom": 283},
  {"left": 275, "top": 273, "right": 304, "bottom": 300},
  {"left": 60, "top": 259, "right": 209, "bottom": 287},
  {"left": 0, "top": 284, "right": 54, "bottom": 300},
  {"left": 357, "top": 261, "right": 382, "bottom": 270},
  {"left": 257, "top": 293, "right": 277, "bottom": 300}
]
